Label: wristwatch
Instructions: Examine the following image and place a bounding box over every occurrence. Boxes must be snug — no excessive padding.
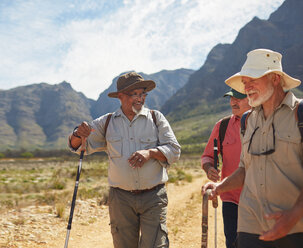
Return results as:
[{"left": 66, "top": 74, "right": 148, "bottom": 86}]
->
[{"left": 72, "top": 126, "right": 81, "bottom": 138}]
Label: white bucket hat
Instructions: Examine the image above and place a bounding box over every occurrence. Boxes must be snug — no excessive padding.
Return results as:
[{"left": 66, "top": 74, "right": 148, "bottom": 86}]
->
[{"left": 225, "top": 48, "right": 301, "bottom": 94}]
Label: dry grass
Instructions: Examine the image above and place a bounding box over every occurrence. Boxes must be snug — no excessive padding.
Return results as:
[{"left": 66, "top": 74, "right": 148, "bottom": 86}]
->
[{"left": 0, "top": 155, "right": 201, "bottom": 211}]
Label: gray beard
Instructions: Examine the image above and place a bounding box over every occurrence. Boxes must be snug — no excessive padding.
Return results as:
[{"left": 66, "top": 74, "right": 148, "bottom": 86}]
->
[
  {"left": 248, "top": 85, "right": 274, "bottom": 107},
  {"left": 132, "top": 105, "right": 142, "bottom": 115}
]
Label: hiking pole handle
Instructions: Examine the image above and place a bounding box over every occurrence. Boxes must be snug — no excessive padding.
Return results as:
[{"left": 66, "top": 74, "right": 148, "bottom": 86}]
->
[
  {"left": 213, "top": 138, "right": 218, "bottom": 170},
  {"left": 212, "top": 138, "right": 219, "bottom": 208}
]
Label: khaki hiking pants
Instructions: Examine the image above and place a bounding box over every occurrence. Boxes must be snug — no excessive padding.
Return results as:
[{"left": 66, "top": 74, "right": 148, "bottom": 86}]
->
[{"left": 108, "top": 184, "right": 169, "bottom": 248}]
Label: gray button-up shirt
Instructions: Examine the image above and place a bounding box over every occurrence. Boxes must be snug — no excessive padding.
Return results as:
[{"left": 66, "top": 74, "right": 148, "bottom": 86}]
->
[
  {"left": 72, "top": 106, "right": 181, "bottom": 191},
  {"left": 238, "top": 91, "right": 303, "bottom": 235}
]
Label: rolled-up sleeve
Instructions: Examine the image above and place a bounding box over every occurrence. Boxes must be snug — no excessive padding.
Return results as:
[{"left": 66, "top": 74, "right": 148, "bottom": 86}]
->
[
  {"left": 68, "top": 114, "right": 110, "bottom": 155},
  {"left": 155, "top": 111, "right": 181, "bottom": 168}
]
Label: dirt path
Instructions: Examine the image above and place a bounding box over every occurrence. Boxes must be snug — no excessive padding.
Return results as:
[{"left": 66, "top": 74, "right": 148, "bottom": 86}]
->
[{"left": 0, "top": 176, "right": 225, "bottom": 248}]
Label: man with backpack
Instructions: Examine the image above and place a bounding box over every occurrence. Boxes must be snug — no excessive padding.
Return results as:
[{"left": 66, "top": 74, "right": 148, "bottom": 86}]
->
[
  {"left": 201, "top": 88, "right": 250, "bottom": 248},
  {"left": 202, "top": 48, "right": 303, "bottom": 247},
  {"left": 69, "top": 71, "right": 181, "bottom": 248}
]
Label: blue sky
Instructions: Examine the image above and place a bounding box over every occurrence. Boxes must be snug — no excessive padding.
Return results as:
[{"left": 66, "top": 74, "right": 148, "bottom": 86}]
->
[{"left": 0, "top": 0, "right": 284, "bottom": 99}]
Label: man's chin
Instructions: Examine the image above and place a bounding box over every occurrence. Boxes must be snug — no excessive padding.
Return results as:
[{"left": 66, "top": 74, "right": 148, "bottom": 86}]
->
[{"left": 132, "top": 105, "right": 143, "bottom": 114}]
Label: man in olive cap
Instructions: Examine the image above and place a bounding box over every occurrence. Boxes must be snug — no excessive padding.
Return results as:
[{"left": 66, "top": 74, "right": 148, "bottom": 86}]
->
[
  {"left": 202, "top": 48, "right": 303, "bottom": 247},
  {"left": 69, "top": 72, "right": 180, "bottom": 248},
  {"left": 202, "top": 88, "right": 250, "bottom": 248}
]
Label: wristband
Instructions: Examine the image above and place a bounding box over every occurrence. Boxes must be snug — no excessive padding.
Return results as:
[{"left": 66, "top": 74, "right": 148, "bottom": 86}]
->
[{"left": 72, "top": 126, "right": 81, "bottom": 138}]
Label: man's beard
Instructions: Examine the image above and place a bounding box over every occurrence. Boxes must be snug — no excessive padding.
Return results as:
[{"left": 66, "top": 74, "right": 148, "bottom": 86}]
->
[
  {"left": 132, "top": 104, "right": 143, "bottom": 114},
  {"left": 248, "top": 84, "right": 274, "bottom": 107}
]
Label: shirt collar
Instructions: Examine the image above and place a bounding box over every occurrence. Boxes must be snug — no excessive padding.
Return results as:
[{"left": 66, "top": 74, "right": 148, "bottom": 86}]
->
[
  {"left": 230, "top": 114, "right": 240, "bottom": 124},
  {"left": 279, "top": 91, "right": 299, "bottom": 110}
]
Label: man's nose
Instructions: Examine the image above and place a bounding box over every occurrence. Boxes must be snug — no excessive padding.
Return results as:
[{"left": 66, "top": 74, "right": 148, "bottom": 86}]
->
[{"left": 244, "top": 82, "right": 253, "bottom": 92}]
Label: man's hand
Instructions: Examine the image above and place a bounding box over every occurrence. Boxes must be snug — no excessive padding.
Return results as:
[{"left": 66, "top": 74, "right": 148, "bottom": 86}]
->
[
  {"left": 259, "top": 210, "right": 299, "bottom": 241},
  {"left": 76, "top": 121, "right": 93, "bottom": 138},
  {"left": 207, "top": 166, "right": 221, "bottom": 182},
  {"left": 203, "top": 162, "right": 220, "bottom": 182},
  {"left": 201, "top": 182, "right": 220, "bottom": 201},
  {"left": 70, "top": 121, "right": 93, "bottom": 150},
  {"left": 128, "top": 150, "right": 150, "bottom": 168}
]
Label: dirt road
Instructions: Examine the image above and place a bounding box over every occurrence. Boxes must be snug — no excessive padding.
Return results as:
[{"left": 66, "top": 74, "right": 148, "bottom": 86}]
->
[{"left": 0, "top": 176, "right": 225, "bottom": 248}]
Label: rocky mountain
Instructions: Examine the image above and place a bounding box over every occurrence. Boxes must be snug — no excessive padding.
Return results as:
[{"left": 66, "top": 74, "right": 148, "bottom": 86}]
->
[
  {"left": 0, "top": 82, "right": 93, "bottom": 150},
  {"left": 162, "top": 0, "right": 303, "bottom": 120},
  {"left": 91, "top": 69, "right": 193, "bottom": 118},
  {"left": 0, "top": 69, "right": 193, "bottom": 150}
]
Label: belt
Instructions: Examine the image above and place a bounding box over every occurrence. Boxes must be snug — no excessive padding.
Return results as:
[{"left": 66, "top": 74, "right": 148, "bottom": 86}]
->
[{"left": 116, "top": 184, "right": 165, "bottom": 195}]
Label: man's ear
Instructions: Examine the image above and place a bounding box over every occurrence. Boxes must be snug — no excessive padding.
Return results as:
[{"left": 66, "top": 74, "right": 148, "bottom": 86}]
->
[
  {"left": 273, "top": 73, "right": 281, "bottom": 86},
  {"left": 117, "top": 92, "right": 123, "bottom": 100}
]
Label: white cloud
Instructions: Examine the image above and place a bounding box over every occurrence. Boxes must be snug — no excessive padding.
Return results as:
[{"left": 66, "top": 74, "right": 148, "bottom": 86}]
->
[{"left": 0, "top": 0, "right": 284, "bottom": 99}]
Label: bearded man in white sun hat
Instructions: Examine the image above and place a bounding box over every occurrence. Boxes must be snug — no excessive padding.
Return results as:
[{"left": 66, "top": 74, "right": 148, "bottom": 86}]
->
[{"left": 202, "top": 48, "right": 303, "bottom": 248}]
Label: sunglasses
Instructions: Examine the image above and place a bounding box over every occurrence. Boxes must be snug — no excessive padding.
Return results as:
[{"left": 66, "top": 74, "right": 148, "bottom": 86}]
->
[{"left": 247, "top": 123, "right": 275, "bottom": 156}]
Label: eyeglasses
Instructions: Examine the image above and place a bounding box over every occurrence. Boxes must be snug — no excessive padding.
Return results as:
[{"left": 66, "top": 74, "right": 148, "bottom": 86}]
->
[
  {"left": 247, "top": 123, "right": 275, "bottom": 156},
  {"left": 124, "top": 93, "right": 148, "bottom": 99}
]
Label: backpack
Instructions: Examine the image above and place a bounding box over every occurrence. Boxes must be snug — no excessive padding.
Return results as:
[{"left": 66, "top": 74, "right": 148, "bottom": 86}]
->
[
  {"left": 103, "top": 110, "right": 158, "bottom": 137},
  {"left": 218, "top": 116, "right": 231, "bottom": 158},
  {"left": 240, "top": 101, "right": 303, "bottom": 141}
]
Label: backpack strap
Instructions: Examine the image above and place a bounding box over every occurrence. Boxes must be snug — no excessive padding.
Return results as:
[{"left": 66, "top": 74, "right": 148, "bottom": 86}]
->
[
  {"left": 218, "top": 116, "right": 231, "bottom": 158},
  {"left": 150, "top": 110, "right": 157, "bottom": 127},
  {"left": 295, "top": 100, "right": 303, "bottom": 142},
  {"left": 241, "top": 110, "right": 252, "bottom": 136},
  {"left": 104, "top": 113, "right": 112, "bottom": 137},
  {"left": 104, "top": 111, "right": 157, "bottom": 137}
]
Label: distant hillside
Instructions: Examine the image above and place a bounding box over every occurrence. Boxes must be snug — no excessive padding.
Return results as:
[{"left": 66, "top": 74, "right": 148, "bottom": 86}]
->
[
  {"left": 91, "top": 69, "right": 193, "bottom": 118},
  {"left": 0, "top": 69, "right": 193, "bottom": 150},
  {"left": 163, "top": 0, "right": 303, "bottom": 120},
  {"left": 0, "top": 82, "right": 93, "bottom": 150}
]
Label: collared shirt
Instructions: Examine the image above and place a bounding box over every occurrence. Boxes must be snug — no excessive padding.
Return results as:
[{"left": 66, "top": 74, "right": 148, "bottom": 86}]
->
[
  {"left": 71, "top": 106, "right": 181, "bottom": 191},
  {"left": 202, "top": 114, "right": 242, "bottom": 204},
  {"left": 238, "top": 91, "right": 303, "bottom": 235}
]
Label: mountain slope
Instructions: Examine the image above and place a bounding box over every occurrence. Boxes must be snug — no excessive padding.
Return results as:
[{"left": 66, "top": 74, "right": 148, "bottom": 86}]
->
[
  {"left": 163, "top": 0, "right": 303, "bottom": 120},
  {"left": 0, "top": 82, "right": 93, "bottom": 150}
]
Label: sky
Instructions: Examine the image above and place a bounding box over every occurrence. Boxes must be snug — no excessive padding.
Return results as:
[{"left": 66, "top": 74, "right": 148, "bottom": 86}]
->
[{"left": 0, "top": 0, "right": 284, "bottom": 100}]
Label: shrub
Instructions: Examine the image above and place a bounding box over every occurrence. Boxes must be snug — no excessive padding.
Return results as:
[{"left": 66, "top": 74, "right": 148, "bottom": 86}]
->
[
  {"left": 20, "top": 152, "right": 34, "bottom": 158},
  {"left": 55, "top": 203, "right": 65, "bottom": 218}
]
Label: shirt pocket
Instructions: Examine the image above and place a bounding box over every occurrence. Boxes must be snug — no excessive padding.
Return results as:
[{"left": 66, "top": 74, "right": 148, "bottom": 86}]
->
[
  {"left": 222, "top": 134, "right": 236, "bottom": 147},
  {"left": 139, "top": 137, "right": 158, "bottom": 150},
  {"left": 275, "top": 131, "right": 301, "bottom": 164},
  {"left": 107, "top": 136, "right": 122, "bottom": 158}
]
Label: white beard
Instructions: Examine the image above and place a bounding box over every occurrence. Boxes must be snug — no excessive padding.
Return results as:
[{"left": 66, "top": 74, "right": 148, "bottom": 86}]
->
[
  {"left": 248, "top": 84, "right": 274, "bottom": 107},
  {"left": 132, "top": 105, "right": 141, "bottom": 115}
]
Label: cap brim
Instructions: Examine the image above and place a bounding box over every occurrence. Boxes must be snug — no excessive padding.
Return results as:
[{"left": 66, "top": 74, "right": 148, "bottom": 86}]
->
[{"left": 108, "top": 80, "right": 156, "bottom": 98}]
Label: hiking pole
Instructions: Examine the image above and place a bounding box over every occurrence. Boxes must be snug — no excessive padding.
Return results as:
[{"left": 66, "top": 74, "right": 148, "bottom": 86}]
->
[
  {"left": 202, "top": 189, "right": 218, "bottom": 248},
  {"left": 64, "top": 138, "right": 86, "bottom": 248},
  {"left": 213, "top": 138, "right": 219, "bottom": 248}
]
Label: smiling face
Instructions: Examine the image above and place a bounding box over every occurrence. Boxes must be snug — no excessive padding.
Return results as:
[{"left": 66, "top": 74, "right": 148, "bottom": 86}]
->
[
  {"left": 230, "top": 96, "right": 250, "bottom": 117},
  {"left": 118, "top": 88, "right": 146, "bottom": 115},
  {"left": 242, "top": 75, "right": 275, "bottom": 107}
]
